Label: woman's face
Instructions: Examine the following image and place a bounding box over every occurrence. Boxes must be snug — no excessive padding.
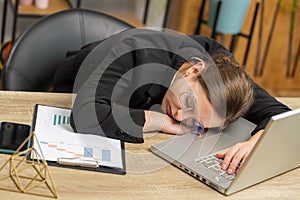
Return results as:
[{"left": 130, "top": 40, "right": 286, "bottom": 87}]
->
[{"left": 161, "top": 62, "right": 223, "bottom": 130}]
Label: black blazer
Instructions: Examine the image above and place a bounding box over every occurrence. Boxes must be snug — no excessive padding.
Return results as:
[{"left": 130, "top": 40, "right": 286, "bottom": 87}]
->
[{"left": 53, "top": 29, "right": 290, "bottom": 143}]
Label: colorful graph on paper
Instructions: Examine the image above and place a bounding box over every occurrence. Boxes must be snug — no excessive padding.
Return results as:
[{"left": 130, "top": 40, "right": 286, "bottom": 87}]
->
[
  {"left": 32, "top": 105, "right": 123, "bottom": 169},
  {"left": 53, "top": 114, "right": 70, "bottom": 126},
  {"left": 39, "top": 140, "right": 111, "bottom": 162}
]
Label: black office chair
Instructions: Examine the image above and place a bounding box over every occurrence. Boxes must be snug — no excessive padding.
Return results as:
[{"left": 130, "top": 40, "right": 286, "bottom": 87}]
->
[{"left": 2, "top": 9, "right": 134, "bottom": 91}]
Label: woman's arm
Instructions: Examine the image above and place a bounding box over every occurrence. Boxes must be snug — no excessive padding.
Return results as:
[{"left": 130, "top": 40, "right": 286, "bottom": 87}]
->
[
  {"left": 143, "top": 110, "right": 186, "bottom": 134},
  {"left": 70, "top": 51, "right": 146, "bottom": 143},
  {"left": 245, "top": 82, "right": 291, "bottom": 135}
]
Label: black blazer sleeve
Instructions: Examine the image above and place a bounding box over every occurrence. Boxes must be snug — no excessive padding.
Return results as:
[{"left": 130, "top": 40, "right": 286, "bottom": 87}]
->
[
  {"left": 245, "top": 82, "right": 291, "bottom": 135},
  {"left": 70, "top": 50, "right": 145, "bottom": 143}
]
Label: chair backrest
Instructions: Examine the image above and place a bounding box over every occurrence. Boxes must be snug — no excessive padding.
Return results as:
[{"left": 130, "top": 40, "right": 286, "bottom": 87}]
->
[{"left": 2, "top": 9, "right": 134, "bottom": 91}]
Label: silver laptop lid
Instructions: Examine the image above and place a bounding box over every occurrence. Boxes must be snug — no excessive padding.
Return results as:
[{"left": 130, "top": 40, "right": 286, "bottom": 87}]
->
[{"left": 227, "top": 108, "right": 300, "bottom": 195}]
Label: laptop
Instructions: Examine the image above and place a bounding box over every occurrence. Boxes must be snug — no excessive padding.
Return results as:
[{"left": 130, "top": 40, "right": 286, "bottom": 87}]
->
[{"left": 151, "top": 108, "right": 300, "bottom": 195}]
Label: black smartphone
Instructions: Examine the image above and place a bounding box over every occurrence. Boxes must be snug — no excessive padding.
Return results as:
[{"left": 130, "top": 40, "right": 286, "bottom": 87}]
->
[{"left": 0, "top": 122, "right": 31, "bottom": 154}]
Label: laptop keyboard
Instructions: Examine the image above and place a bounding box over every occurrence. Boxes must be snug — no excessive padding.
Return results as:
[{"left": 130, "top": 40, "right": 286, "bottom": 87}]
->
[{"left": 195, "top": 155, "right": 235, "bottom": 181}]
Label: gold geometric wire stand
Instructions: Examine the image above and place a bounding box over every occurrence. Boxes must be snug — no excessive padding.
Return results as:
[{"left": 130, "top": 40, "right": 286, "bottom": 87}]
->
[{"left": 0, "top": 131, "right": 58, "bottom": 198}]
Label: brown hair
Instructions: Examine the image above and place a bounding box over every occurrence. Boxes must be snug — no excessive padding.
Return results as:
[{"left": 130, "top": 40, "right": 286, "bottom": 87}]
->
[{"left": 197, "top": 54, "right": 254, "bottom": 129}]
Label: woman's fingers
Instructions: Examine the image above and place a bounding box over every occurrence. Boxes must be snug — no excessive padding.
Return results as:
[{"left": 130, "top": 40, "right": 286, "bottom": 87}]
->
[{"left": 216, "top": 142, "right": 248, "bottom": 174}]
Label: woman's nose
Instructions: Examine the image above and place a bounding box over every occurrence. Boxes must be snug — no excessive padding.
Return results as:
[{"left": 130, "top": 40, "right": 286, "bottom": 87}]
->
[{"left": 173, "top": 109, "right": 183, "bottom": 121}]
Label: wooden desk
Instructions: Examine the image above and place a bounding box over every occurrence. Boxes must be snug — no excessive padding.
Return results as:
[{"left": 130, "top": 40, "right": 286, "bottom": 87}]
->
[{"left": 0, "top": 91, "right": 299, "bottom": 199}]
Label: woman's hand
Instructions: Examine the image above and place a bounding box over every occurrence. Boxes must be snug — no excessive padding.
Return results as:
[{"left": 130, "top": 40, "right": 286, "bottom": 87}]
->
[
  {"left": 216, "top": 130, "right": 264, "bottom": 174},
  {"left": 143, "top": 110, "right": 188, "bottom": 135}
]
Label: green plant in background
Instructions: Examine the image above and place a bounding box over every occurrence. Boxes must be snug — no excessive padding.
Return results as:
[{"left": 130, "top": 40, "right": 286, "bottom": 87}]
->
[{"left": 279, "top": 0, "right": 300, "bottom": 77}]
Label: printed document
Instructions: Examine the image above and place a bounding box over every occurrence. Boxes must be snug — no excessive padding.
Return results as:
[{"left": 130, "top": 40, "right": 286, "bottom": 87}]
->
[{"left": 32, "top": 105, "right": 123, "bottom": 169}]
